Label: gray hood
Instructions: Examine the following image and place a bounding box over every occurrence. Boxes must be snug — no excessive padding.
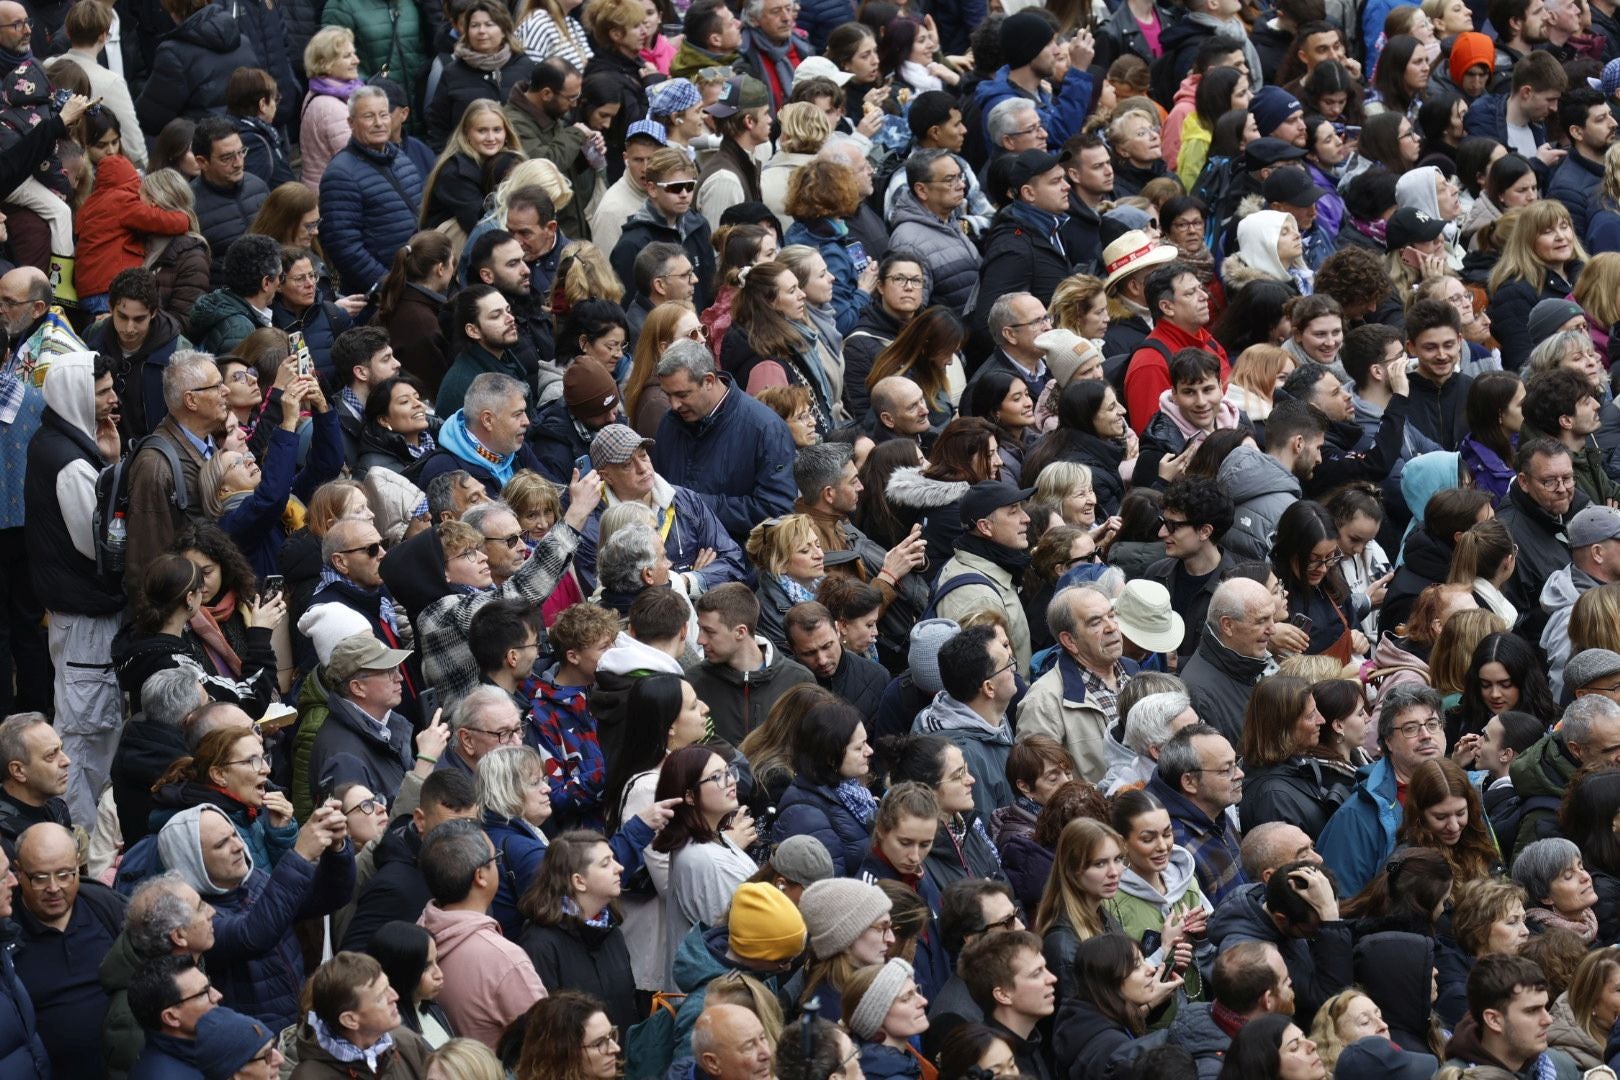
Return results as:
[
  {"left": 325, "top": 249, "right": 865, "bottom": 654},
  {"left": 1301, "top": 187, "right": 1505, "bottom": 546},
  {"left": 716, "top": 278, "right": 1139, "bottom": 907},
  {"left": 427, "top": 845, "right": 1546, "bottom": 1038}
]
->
[
  {"left": 158, "top": 804, "right": 252, "bottom": 896},
  {"left": 1217, "top": 444, "right": 1299, "bottom": 504},
  {"left": 914, "top": 690, "right": 1013, "bottom": 746},
  {"left": 1117, "top": 844, "right": 1203, "bottom": 909}
]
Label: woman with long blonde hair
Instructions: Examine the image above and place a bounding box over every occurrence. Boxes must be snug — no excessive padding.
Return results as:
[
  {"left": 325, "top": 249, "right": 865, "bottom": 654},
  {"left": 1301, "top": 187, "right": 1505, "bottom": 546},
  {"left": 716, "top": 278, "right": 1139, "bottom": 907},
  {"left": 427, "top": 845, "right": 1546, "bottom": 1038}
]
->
[
  {"left": 1551, "top": 946, "right": 1620, "bottom": 1067},
  {"left": 1573, "top": 251, "right": 1620, "bottom": 369},
  {"left": 1223, "top": 344, "right": 1294, "bottom": 422},
  {"left": 1036, "top": 817, "right": 1126, "bottom": 1002},
  {"left": 140, "top": 168, "right": 209, "bottom": 326},
  {"left": 624, "top": 300, "right": 700, "bottom": 435},
  {"left": 422, "top": 101, "right": 526, "bottom": 236},
  {"left": 1488, "top": 202, "right": 1589, "bottom": 370}
]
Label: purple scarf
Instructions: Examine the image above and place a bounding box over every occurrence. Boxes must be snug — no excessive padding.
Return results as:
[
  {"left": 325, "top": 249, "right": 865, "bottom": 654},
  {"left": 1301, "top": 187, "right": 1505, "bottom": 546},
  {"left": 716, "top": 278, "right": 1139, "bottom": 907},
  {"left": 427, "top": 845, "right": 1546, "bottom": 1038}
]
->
[{"left": 310, "top": 76, "right": 365, "bottom": 100}]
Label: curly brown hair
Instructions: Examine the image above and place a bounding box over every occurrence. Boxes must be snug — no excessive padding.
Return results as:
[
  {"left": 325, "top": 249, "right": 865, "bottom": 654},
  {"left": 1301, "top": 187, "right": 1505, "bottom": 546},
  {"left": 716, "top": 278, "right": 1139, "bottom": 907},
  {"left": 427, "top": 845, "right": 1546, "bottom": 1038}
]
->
[
  {"left": 785, "top": 159, "right": 862, "bottom": 221},
  {"left": 1315, "top": 246, "right": 1391, "bottom": 311},
  {"left": 1032, "top": 779, "right": 1111, "bottom": 848}
]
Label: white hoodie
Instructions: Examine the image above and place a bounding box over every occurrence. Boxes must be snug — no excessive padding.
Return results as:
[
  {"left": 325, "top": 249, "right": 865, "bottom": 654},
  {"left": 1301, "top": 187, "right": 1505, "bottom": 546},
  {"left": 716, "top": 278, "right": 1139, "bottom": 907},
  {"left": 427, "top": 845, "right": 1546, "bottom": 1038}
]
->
[{"left": 40, "top": 350, "right": 103, "bottom": 560}]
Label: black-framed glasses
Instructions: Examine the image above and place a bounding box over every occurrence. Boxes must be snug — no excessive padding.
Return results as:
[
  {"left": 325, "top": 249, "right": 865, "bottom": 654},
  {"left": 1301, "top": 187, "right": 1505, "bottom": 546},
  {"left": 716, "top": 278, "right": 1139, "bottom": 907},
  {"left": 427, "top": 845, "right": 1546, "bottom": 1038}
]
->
[
  {"left": 188, "top": 381, "right": 226, "bottom": 395},
  {"left": 977, "top": 910, "right": 1023, "bottom": 934},
  {"left": 1157, "top": 516, "right": 1194, "bottom": 533},
  {"left": 465, "top": 725, "right": 523, "bottom": 743},
  {"left": 343, "top": 797, "right": 388, "bottom": 816},
  {"left": 172, "top": 981, "right": 217, "bottom": 1008},
  {"left": 1191, "top": 763, "right": 1239, "bottom": 779},
  {"left": 482, "top": 847, "right": 507, "bottom": 869},
  {"left": 338, "top": 542, "right": 384, "bottom": 558},
  {"left": 884, "top": 274, "right": 926, "bottom": 288},
  {"left": 0, "top": 16, "right": 31, "bottom": 29},
  {"left": 1305, "top": 551, "right": 1344, "bottom": 570}
]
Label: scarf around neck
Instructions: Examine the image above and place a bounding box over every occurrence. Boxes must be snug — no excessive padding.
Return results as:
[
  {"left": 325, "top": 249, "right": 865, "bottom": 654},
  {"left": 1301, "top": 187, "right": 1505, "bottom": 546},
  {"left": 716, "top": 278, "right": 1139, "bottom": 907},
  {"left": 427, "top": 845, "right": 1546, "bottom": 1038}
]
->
[
  {"left": 190, "top": 594, "right": 243, "bottom": 677},
  {"left": 958, "top": 532, "right": 1031, "bottom": 575},
  {"left": 454, "top": 39, "right": 513, "bottom": 71},
  {"left": 1526, "top": 904, "right": 1598, "bottom": 944},
  {"left": 440, "top": 410, "right": 516, "bottom": 486},
  {"left": 310, "top": 75, "right": 365, "bottom": 100},
  {"left": 310, "top": 1013, "right": 396, "bottom": 1072},
  {"left": 833, "top": 777, "right": 879, "bottom": 825}
]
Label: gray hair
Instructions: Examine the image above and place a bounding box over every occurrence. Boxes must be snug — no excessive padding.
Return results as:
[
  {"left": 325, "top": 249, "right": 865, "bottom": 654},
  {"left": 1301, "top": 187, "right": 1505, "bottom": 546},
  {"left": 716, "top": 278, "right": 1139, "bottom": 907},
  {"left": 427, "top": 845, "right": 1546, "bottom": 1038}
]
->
[
  {"left": 1376, "top": 683, "right": 1444, "bottom": 744},
  {"left": 1207, "top": 577, "right": 1270, "bottom": 630},
  {"left": 447, "top": 684, "right": 516, "bottom": 736},
  {"left": 126, "top": 872, "right": 197, "bottom": 959},
  {"left": 418, "top": 817, "right": 496, "bottom": 905},
  {"left": 161, "top": 350, "right": 219, "bottom": 414},
  {"left": 741, "top": 0, "right": 763, "bottom": 24},
  {"left": 463, "top": 372, "right": 526, "bottom": 425},
  {"left": 599, "top": 522, "right": 662, "bottom": 594},
  {"left": 1527, "top": 329, "right": 1591, "bottom": 378},
  {"left": 142, "top": 668, "right": 204, "bottom": 729},
  {"left": 986, "top": 292, "right": 1036, "bottom": 343},
  {"left": 657, "top": 338, "right": 718, "bottom": 380},
  {"left": 793, "top": 442, "right": 853, "bottom": 502},
  {"left": 348, "top": 84, "right": 389, "bottom": 118},
  {"left": 1155, "top": 722, "right": 1222, "bottom": 790},
  {"left": 461, "top": 499, "right": 517, "bottom": 535},
  {"left": 986, "top": 98, "right": 1037, "bottom": 146},
  {"left": 0, "top": 712, "right": 48, "bottom": 771},
  {"left": 1124, "top": 692, "right": 1193, "bottom": 755},
  {"left": 599, "top": 502, "right": 658, "bottom": 554},
  {"left": 475, "top": 744, "right": 546, "bottom": 820},
  {"left": 817, "top": 135, "right": 865, "bottom": 170},
  {"left": 905, "top": 148, "right": 954, "bottom": 193},
  {"left": 1511, "top": 837, "right": 1583, "bottom": 909},
  {"left": 1046, "top": 582, "right": 1112, "bottom": 643},
  {"left": 426, "top": 470, "right": 472, "bottom": 522},
  {"left": 1561, "top": 694, "right": 1620, "bottom": 751}
]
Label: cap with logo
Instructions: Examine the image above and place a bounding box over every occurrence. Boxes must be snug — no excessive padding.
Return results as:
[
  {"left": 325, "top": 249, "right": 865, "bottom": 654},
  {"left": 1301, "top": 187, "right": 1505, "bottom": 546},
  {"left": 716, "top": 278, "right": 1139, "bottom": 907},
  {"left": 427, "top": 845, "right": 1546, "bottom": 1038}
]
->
[
  {"left": 1384, "top": 207, "right": 1446, "bottom": 252},
  {"left": 705, "top": 76, "right": 770, "bottom": 118},
  {"left": 563, "top": 358, "right": 621, "bottom": 423}
]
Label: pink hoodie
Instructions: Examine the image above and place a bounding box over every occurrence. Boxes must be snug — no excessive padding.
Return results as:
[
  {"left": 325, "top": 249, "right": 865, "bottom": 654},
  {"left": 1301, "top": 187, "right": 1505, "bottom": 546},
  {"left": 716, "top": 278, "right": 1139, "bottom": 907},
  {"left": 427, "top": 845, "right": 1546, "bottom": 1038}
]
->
[
  {"left": 419, "top": 902, "right": 546, "bottom": 1048},
  {"left": 1154, "top": 387, "right": 1243, "bottom": 440},
  {"left": 1162, "top": 73, "right": 1201, "bottom": 167}
]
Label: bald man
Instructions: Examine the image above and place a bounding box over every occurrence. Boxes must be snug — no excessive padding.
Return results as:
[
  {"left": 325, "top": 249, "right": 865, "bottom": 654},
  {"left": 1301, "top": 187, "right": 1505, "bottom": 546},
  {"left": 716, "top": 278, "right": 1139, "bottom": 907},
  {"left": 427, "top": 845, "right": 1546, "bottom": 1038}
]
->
[
  {"left": 692, "top": 1003, "right": 775, "bottom": 1080},
  {"left": 870, "top": 375, "right": 932, "bottom": 443},
  {"left": 11, "top": 822, "right": 128, "bottom": 1077},
  {"left": 1240, "top": 822, "right": 1323, "bottom": 883},
  {"left": 1, "top": 266, "right": 84, "bottom": 716}
]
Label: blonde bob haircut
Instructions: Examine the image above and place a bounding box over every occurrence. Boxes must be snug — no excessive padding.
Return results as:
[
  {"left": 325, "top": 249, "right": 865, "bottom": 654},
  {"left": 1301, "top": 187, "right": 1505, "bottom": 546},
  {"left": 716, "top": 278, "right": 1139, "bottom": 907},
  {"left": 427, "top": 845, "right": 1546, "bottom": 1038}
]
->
[
  {"left": 1048, "top": 273, "right": 1108, "bottom": 334},
  {"left": 778, "top": 101, "right": 833, "bottom": 154},
  {"left": 304, "top": 26, "right": 357, "bottom": 78},
  {"left": 745, "top": 514, "right": 821, "bottom": 578},
  {"left": 476, "top": 745, "right": 547, "bottom": 820},
  {"left": 1032, "top": 460, "right": 1093, "bottom": 506}
]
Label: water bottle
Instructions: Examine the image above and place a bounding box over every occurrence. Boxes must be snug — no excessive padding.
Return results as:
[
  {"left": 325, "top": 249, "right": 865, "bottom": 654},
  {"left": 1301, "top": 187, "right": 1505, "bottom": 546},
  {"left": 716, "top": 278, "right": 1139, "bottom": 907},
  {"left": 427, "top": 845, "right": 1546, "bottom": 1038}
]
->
[{"left": 107, "top": 511, "right": 126, "bottom": 555}]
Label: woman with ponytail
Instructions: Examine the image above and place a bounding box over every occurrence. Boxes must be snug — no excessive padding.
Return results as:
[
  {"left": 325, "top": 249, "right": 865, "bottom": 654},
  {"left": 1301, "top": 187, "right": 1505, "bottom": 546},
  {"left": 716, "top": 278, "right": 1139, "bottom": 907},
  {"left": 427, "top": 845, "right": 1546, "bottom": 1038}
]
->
[
  {"left": 377, "top": 231, "right": 455, "bottom": 390},
  {"left": 1447, "top": 518, "right": 1518, "bottom": 629}
]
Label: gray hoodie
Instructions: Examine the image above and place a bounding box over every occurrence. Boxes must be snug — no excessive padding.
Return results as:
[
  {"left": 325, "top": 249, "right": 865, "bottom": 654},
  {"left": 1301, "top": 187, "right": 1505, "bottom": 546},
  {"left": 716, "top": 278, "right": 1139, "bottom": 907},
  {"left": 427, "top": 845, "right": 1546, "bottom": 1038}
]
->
[
  {"left": 1218, "top": 444, "right": 1300, "bottom": 561},
  {"left": 913, "top": 690, "right": 1014, "bottom": 821},
  {"left": 40, "top": 350, "right": 102, "bottom": 560},
  {"left": 1541, "top": 564, "right": 1601, "bottom": 699},
  {"left": 158, "top": 805, "right": 250, "bottom": 896}
]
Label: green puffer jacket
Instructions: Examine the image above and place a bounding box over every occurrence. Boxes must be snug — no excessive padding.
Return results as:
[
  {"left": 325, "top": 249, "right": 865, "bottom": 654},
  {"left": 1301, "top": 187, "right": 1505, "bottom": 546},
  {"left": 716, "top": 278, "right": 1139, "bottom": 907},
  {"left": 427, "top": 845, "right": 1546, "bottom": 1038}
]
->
[
  {"left": 98, "top": 931, "right": 150, "bottom": 1080},
  {"left": 292, "top": 664, "right": 335, "bottom": 821},
  {"left": 320, "top": 0, "right": 429, "bottom": 109}
]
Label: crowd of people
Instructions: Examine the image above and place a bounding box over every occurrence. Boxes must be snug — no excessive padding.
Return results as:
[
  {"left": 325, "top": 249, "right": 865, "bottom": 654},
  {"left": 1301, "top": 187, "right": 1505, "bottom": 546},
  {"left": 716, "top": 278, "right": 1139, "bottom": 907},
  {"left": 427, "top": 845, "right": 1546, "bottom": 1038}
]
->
[{"left": 5, "top": 0, "right": 1620, "bottom": 1076}]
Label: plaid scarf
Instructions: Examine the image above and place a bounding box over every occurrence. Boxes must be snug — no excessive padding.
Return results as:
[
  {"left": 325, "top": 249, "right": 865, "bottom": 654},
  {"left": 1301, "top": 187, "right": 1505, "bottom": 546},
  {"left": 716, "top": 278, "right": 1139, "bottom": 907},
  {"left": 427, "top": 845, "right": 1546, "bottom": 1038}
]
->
[{"left": 317, "top": 564, "right": 399, "bottom": 634}]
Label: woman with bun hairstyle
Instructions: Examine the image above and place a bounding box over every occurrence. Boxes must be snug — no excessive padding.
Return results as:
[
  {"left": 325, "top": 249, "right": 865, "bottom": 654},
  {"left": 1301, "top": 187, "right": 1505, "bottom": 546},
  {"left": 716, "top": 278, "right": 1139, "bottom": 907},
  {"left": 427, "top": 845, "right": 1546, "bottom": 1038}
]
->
[
  {"left": 873, "top": 733, "right": 1002, "bottom": 892},
  {"left": 1106, "top": 788, "right": 1211, "bottom": 1007},
  {"left": 375, "top": 231, "right": 455, "bottom": 389}
]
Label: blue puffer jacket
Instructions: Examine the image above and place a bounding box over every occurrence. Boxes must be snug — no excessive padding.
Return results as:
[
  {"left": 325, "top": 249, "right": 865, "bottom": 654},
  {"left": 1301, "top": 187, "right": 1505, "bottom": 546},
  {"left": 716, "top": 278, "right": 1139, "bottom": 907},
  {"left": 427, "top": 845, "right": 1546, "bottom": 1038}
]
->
[
  {"left": 207, "top": 844, "right": 356, "bottom": 1030},
  {"left": 0, "top": 924, "right": 47, "bottom": 1079},
  {"left": 784, "top": 217, "right": 871, "bottom": 336},
  {"left": 796, "top": 0, "right": 855, "bottom": 48},
  {"left": 220, "top": 0, "right": 302, "bottom": 129},
  {"left": 135, "top": 4, "right": 258, "bottom": 134},
  {"left": 650, "top": 374, "right": 797, "bottom": 543},
  {"left": 215, "top": 412, "right": 346, "bottom": 580},
  {"left": 271, "top": 298, "right": 353, "bottom": 383},
  {"left": 319, "top": 139, "right": 426, "bottom": 293},
  {"left": 773, "top": 777, "right": 874, "bottom": 876},
  {"left": 573, "top": 478, "right": 750, "bottom": 594},
  {"left": 148, "top": 783, "right": 299, "bottom": 875}
]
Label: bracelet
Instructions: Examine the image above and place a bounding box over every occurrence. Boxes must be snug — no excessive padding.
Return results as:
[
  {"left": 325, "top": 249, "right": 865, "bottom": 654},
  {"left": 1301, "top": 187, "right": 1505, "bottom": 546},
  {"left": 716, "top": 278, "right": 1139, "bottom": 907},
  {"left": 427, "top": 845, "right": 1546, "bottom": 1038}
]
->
[{"left": 415, "top": 754, "right": 438, "bottom": 764}]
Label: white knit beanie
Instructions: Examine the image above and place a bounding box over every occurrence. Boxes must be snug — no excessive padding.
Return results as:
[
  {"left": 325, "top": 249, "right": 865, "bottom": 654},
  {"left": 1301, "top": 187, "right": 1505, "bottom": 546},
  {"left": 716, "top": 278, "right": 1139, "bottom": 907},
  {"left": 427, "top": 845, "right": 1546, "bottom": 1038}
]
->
[{"left": 847, "top": 959, "right": 915, "bottom": 1041}]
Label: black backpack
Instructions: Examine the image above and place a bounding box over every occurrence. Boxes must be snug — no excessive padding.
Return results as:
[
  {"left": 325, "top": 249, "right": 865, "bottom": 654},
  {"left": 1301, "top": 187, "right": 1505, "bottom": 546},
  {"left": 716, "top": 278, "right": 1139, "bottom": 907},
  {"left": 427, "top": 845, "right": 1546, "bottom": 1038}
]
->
[{"left": 92, "top": 435, "right": 188, "bottom": 580}]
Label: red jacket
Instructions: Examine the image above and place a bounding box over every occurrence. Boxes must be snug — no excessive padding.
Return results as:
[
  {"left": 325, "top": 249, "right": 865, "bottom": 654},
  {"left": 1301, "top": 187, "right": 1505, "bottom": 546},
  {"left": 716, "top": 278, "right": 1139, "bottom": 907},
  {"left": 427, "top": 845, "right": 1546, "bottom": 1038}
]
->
[
  {"left": 1123, "top": 320, "right": 1231, "bottom": 435},
  {"left": 75, "top": 154, "right": 192, "bottom": 296}
]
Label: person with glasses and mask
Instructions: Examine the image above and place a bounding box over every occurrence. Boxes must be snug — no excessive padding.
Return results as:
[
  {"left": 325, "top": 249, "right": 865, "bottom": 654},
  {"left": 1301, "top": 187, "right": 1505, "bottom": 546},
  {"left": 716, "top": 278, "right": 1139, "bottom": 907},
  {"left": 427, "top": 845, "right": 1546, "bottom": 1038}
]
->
[
  {"left": 613, "top": 149, "right": 718, "bottom": 314},
  {"left": 1317, "top": 683, "right": 1453, "bottom": 895},
  {"left": 8, "top": 821, "right": 127, "bottom": 1079},
  {"left": 306, "top": 633, "right": 415, "bottom": 818}
]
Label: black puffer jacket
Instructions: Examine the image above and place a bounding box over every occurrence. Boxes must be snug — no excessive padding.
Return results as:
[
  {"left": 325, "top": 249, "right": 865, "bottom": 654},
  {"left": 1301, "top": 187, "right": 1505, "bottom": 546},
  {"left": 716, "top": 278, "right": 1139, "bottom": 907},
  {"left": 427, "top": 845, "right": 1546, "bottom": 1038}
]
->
[
  {"left": 341, "top": 821, "right": 429, "bottom": 952},
  {"left": 135, "top": 4, "right": 258, "bottom": 134},
  {"left": 227, "top": 0, "right": 302, "bottom": 129},
  {"left": 192, "top": 172, "right": 270, "bottom": 284},
  {"left": 517, "top": 916, "right": 638, "bottom": 1033},
  {"left": 581, "top": 42, "right": 653, "bottom": 177},
  {"left": 426, "top": 53, "right": 537, "bottom": 149},
  {"left": 1354, "top": 931, "right": 1443, "bottom": 1058},
  {"left": 1238, "top": 755, "right": 1358, "bottom": 840},
  {"left": 109, "top": 720, "right": 189, "bottom": 845}
]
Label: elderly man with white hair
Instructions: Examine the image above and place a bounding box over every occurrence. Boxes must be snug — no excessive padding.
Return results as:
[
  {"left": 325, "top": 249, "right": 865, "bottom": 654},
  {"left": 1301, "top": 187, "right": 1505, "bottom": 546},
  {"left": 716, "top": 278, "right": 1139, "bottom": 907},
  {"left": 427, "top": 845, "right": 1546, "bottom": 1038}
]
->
[
  {"left": 318, "top": 84, "right": 427, "bottom": 294},
  {"left": 1100, "top": 691, "right": 1201, "bottom": 794},
  {"left": 815, "top": 135, "right": 891, "bottom": 267},
  {"left": 124, "top": 349, "right": 223, "bottom": 590},
  {"left": 1179, "top": 577, "right": 1274, "bottom": 746}
]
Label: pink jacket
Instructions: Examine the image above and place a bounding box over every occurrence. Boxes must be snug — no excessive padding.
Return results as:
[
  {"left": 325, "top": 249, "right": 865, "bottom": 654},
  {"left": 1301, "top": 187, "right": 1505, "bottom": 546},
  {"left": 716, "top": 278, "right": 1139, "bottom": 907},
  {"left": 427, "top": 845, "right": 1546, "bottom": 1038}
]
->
[
  {"left": 1161, "top": 73, "right": 1200, "bottom": 168},
  {"left": 300, "top": 92, "right": 353, "bottom": 190},
  {"left": 419, "top": 902, "right": 546, "bottom": 1048}
]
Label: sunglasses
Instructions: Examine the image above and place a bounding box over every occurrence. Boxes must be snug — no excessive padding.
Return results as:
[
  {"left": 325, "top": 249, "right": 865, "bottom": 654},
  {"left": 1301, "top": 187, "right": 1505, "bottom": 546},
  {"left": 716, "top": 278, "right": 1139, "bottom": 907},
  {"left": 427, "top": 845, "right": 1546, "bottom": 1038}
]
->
[
  {"left": 338, "top": 542, "right": 384, "bottom": 558},
  {"left": 655, "top": 180, "right": 697, "bottom": 194}
]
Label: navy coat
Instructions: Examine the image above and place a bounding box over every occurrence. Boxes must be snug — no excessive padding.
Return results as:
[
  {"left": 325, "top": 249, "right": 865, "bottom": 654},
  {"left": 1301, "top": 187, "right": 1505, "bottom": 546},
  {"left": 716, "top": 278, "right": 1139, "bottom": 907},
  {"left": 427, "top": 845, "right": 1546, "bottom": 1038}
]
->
[
  {"left": 319, "top": 139, "right": 426, "bottom": 294},
  {"left": 0, "top": 922, "right": 50, "bottom": 1079},
  {"left": 773, "top": 777, "right": 874, "bottom": 876}
]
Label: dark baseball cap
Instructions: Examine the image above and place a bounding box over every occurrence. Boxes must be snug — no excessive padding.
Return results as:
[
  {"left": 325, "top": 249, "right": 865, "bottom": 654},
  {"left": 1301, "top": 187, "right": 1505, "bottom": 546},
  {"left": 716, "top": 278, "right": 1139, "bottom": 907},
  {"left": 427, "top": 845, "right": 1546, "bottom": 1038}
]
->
[
  {"left": 1243, "top": 137, "right": 1308, "bottom": 168},
  {"left": 1262, "top": 165, "right": 1330, "bottom": 207},
  {"left": 1385, "top": 207, "right": 1446, "bottom": 252},
  {"left": 1006, "top": 148, "right": 1072, "bottom": 194},
  {"left": 959, "top": 481, "right": 1036, "bottom": 526}
]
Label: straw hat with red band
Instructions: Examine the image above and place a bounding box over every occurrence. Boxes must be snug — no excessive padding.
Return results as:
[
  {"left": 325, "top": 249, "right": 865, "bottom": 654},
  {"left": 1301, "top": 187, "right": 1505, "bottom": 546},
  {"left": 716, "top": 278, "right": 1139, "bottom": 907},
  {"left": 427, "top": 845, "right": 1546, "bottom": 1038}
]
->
[{"left": 1101, "top": 230, "right": 1179, "bottom": 290}]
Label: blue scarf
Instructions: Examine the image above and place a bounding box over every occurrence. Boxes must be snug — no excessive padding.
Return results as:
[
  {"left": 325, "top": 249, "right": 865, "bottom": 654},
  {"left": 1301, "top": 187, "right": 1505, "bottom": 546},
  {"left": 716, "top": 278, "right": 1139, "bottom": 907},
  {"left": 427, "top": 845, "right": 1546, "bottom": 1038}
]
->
[
  {"left": 1008, "top": 201, "right": 1069, "bottom": 256},
  {"left": 439, "top": 410, "right": 516, "bottom": 486},
  {"left": 832, "top": 777, "right": 878, "bottom": 825}
]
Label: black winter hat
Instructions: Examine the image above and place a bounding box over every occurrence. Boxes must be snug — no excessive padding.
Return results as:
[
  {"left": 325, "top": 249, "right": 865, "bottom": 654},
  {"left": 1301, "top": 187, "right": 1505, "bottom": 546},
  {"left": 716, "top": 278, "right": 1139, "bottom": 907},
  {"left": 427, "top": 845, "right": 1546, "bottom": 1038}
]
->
[{"left": 1000, "top": 12, "right": 1055, "bottom": 70}]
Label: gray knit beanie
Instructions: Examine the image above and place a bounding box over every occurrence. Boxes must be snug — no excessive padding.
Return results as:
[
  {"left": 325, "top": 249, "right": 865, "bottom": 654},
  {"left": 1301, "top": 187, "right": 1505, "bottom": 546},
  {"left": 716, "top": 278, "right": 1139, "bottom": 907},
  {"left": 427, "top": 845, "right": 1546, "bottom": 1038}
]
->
[
  {"left": 908, "top": 618, "right": 961, "bottom": 695},
  {"left": 798, "top": 878, "right": 892, "bottom": 959},
  {"left": 847, "top": 958, "right": 916, "bottom": 1040},
  {"left": 771, "top": 835, "right": 836, "bottom": 887}
]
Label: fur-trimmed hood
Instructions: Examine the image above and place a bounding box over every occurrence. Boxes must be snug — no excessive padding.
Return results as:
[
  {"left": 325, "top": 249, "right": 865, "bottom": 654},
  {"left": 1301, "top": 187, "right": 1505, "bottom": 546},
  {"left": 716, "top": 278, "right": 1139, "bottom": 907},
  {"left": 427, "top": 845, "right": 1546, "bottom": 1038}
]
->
[{"left": 885, "top": 466, "right": 971, "bottom": 510}]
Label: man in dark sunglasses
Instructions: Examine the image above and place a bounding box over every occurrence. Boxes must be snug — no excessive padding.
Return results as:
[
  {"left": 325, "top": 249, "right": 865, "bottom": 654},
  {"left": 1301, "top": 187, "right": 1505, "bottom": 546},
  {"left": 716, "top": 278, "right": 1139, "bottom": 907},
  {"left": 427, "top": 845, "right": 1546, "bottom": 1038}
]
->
[{"left": 609, "top": 146, "right": 717, "bottom": 310}]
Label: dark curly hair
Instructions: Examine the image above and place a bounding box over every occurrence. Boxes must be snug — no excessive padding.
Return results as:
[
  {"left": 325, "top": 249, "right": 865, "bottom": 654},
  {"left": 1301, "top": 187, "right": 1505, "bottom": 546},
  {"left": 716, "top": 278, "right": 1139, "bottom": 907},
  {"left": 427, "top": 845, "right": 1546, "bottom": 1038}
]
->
[
  {"left": 1161, "top": 476, "right": 1233, "bottom": 540},
  {"left": 173, "top": 522, "right": 258, "bottom": 603}
]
